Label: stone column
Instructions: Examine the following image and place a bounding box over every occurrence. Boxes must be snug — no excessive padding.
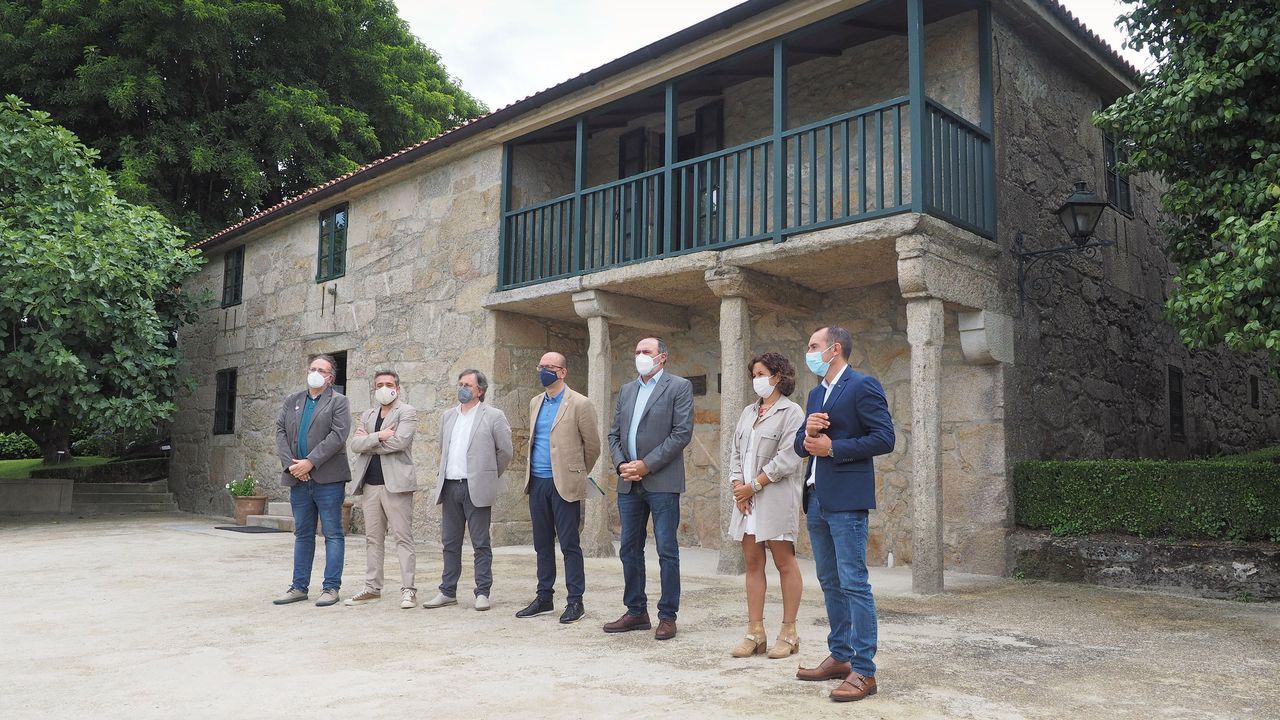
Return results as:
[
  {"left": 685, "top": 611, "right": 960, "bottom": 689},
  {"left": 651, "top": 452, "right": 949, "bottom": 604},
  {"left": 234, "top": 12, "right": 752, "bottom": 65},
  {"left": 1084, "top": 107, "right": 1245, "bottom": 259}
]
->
[
  {"left": 715, "top": 294, "right": 750, "bottom": 574},
  {"left": 906, "top": 296, "right": 945, "bottom": 594},
  {"left": 580, "top": 313, "right": 616, "bottom": 558}
]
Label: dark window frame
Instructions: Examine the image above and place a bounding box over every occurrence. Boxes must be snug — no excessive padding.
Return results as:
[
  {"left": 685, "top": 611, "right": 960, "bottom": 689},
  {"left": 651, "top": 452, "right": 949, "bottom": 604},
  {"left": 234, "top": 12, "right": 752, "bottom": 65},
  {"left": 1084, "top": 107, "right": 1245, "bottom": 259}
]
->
[
  {"left": 214, "top": 368, "right": 238, "bottom": 435},
  {"left": 1168, "top": 365, "right": 1185, "bottom": 441},
  {"left": 1103, "top": 133, "right": 1133, "bottom": 216},
  {"left": 221, "top": 245, "right": 245, "bottom": 308},
  {"left": 316, "top": 204, "right": 349, "bottom": 283}
]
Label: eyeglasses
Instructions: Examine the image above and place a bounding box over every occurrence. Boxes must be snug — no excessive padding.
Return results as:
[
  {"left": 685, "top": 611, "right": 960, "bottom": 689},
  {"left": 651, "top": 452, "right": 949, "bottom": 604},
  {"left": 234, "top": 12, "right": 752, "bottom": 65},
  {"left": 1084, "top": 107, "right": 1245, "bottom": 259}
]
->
[
  {"left": 538, "top": 365, "right": 564, "bottom": 371},
  {"left": 308, "top": 367, "right": 331, "bottom": 375}
]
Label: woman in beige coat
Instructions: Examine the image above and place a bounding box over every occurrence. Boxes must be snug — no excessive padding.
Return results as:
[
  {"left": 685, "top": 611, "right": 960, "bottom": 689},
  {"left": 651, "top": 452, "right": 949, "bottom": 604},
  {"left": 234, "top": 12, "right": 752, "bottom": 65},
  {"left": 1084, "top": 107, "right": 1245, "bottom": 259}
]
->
[{"left": 727, "top": 352, "right": 806, "bottom": 658}]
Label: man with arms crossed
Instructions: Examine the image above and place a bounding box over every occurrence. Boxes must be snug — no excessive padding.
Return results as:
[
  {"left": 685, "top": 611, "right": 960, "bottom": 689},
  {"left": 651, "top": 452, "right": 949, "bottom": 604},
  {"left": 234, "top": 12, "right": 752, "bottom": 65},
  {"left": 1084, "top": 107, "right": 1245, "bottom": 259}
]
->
[
  {"left": 346, "top": 370, "right": 420, "bottom": 609},
  {"left": 793, "top": 326, "right": 895, "bottom": 702}
]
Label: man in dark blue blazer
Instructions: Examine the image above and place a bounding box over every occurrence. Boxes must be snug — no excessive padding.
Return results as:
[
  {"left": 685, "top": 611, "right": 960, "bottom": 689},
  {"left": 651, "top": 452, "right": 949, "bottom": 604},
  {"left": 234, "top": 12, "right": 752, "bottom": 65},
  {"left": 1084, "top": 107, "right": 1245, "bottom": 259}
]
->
[{"left": 792, "top": 326, "right": 895, "bottom": 702}]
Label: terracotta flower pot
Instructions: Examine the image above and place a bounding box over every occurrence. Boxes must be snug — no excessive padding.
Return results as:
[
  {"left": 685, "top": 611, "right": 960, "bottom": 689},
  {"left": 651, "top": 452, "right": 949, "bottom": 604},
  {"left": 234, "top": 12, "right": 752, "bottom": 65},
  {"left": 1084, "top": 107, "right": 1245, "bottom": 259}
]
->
[{"left": 232, "top": 495, "right": 268, "bottom": 525}]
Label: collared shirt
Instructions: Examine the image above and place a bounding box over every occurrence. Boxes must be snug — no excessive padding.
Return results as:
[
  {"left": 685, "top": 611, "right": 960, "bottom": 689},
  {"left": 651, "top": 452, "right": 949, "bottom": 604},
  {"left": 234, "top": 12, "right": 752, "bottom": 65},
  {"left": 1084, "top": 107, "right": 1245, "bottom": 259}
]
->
[
  {"left": 627, "top": 369, "right": 664, "bottom": 461},
  {"left": 807, "top": 366, "right": 848, "bottom": 487},
  {"left": 297, "top": 391, "right": 321, "bottom": 458},
  {"left": 530, "top": 388, "right": 565, "bottom": 478},
  {"left": 446, "top": 403, "right": 477, "bottom": 479}
]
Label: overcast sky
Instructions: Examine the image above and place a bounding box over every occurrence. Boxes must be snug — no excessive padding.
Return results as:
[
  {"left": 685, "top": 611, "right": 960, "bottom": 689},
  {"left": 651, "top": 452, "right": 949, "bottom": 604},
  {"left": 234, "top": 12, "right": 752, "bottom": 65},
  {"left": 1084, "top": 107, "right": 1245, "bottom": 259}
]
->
[{"left": 394, "top": 0, "right": 1151, "bottom": 111}]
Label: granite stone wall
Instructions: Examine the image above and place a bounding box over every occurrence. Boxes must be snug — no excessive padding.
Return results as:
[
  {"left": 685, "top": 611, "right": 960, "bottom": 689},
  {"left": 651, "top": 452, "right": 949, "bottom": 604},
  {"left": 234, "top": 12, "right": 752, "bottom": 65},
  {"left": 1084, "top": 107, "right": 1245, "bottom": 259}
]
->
[{"left": 991, "top": 14, "right": 1280, "bottom": 464}]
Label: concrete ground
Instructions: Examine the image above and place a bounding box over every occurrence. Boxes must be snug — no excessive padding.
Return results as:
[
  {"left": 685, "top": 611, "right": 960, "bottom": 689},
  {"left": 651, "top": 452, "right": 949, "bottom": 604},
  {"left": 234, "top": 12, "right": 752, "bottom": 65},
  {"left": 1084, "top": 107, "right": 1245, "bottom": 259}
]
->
[{"left": 2, "top": 513, "right": 1277, "bottom": 719}]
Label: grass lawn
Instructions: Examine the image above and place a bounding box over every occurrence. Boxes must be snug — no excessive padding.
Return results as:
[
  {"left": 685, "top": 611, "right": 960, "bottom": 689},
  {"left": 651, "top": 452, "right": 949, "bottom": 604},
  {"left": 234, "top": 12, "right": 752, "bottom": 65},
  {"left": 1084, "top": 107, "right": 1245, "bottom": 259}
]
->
[{"left": 0, "top": 456, "right": 112, "bottom": 480}]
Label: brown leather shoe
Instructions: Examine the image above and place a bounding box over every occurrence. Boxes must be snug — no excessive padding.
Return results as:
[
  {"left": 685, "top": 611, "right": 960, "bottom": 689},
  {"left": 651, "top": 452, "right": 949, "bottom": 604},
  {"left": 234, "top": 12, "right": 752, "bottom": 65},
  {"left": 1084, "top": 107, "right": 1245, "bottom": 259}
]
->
[
  {"left": 796, "top": 655, "right": 852, "bottom": 681},
  {"left": 603, "top": 612, "right": 652, "bottom": 633},
  {"left": 830, "top": 672, "right": 877, "bottom": 702},
  {"left": 654, "top": 618, "right": 677, "bottom": 640}
]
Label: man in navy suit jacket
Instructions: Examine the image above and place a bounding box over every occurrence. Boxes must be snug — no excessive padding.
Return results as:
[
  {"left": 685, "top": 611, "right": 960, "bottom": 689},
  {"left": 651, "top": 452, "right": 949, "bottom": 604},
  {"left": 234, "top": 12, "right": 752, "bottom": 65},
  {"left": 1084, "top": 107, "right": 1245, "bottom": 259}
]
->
[{"left": 792, "top": 326, "right": 895, "bottom": 702}]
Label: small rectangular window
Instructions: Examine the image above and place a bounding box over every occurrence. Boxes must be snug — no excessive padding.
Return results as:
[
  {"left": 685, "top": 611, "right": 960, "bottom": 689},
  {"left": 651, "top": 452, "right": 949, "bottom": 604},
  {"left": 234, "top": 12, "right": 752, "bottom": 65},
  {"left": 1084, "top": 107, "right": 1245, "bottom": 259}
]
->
[
  {"left": 688, "top": 374, "right": 707, "bottom": 397},
  {"left": 221, "top": 246, "right": 244, "bottom": 307},
  {"left": 316, "top": 204, "right": 348, "bottom": 282},
  {"left": 1168, "top": 366, "right": 1185, "bottom": 440},
  {"left": 1250, "top": 375, "right": 1260, "bottom": 409},
  {"left": 1103, "top": 133, "right": 1132, "bottom": 215},
  {"left": 328, "top": 350, "right": 348, "bottom": 396},
  {"left": 214, "top": 368, "right": 238, "bottom": 435}
]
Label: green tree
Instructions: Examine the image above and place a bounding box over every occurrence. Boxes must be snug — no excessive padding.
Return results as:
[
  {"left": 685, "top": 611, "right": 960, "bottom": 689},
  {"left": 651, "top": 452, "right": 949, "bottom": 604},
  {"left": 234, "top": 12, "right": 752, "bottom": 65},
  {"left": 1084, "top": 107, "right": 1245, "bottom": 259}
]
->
[
  {"left": 0, "top": 0, "right": 486, "bottom": 239},
  {"left": 1096, "top": 0, "right": 1280, "bottom": 362},
  {"left": 0, "top": 96, "right": 203, "bottom": 463}
]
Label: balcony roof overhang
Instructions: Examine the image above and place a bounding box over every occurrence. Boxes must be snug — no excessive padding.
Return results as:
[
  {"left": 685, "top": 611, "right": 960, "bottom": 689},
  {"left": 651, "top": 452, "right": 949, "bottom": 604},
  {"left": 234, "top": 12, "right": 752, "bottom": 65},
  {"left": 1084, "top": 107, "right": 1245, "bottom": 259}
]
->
[{"left": 194, "top": 0, "right": 1139, "bottom": 253}]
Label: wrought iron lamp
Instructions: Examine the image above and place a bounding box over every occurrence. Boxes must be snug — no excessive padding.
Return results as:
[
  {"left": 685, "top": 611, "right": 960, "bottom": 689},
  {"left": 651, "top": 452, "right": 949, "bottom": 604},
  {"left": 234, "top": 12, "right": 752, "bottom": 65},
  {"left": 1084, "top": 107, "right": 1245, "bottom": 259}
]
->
[{"left": 1014, "top": 181, "right": 1112, "bottom": 303}]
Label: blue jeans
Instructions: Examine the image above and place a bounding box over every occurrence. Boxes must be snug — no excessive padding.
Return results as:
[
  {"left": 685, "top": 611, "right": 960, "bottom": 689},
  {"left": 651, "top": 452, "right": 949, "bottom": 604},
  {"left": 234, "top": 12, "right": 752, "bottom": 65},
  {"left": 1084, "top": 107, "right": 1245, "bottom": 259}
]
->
[
  {"left": 806, "top": 492, "right": 877, "bottom": 677},
  {"left": 528, "top": 475, "right": 584, "bottom": 603},
  {"left": 618, "top": 487, "right": 680, "bottom": 620},
  {"left": 289, "top": 481, "right": 345, "bottom": 592}
]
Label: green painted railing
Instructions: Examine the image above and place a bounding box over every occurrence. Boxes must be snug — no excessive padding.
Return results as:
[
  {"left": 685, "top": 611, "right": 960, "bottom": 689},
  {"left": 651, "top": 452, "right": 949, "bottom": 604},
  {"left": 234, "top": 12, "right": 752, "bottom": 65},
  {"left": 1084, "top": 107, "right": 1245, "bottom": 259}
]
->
[{"left": 500, "top": 97, "right": 992, "bottom": 289}]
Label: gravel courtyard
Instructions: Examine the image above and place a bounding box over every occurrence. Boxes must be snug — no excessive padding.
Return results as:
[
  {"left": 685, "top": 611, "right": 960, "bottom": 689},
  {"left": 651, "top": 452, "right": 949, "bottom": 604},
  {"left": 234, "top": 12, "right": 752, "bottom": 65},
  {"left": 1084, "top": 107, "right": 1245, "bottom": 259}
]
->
[{"left": 2, "top": 513, "right": 1276, "bottom": 719}]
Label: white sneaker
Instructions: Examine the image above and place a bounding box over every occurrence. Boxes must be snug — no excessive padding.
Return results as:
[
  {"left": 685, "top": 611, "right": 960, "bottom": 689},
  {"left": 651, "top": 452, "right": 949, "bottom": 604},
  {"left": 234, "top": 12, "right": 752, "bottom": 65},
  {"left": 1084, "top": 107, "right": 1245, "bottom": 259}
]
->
[
  {"left": 475, "top": 594, "right": 491, "bottom": 611},
  {"left": 422, "top": 592, "right": 457, "bottom": 609},
  {"left": 400, "top": 589, "right": 417, "bottom": 609}
]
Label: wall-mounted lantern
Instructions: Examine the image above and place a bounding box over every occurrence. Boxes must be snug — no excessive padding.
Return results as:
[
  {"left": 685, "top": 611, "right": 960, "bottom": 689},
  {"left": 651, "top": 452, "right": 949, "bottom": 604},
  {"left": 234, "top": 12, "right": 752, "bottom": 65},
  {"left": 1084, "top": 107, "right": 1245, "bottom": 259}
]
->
[{"left": 1014, "top": 181, "right": 1113, "bottom": 303}]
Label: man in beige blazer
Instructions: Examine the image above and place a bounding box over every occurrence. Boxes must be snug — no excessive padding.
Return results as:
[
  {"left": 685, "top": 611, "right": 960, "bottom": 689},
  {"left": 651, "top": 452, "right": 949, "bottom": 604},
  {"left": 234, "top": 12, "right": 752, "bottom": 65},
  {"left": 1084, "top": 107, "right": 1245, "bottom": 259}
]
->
[
  {"left": 515, "top": 351, "right": 601, "bottom": 624},
  {"left": 346, "top": 370, "right": 420, "bottom": 609},
  {"left": 424, "top": 369, "right": 513, "bottom": 611}
]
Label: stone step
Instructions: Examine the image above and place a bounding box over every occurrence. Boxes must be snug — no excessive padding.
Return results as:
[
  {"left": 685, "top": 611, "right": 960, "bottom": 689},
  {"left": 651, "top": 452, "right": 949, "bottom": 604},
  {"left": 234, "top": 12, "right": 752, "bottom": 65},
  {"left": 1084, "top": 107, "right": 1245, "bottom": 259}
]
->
[
  {"left": 72, "top": 502, "right": 179, "bottom": 514},
  {"left": 247, "top": 514, "right": 294, "bottom": 532},
  {"left": 72, "top": 481, "right": 169, "bottom": 494},
  {"left": 267, "top": 502, "right": 291, "bottom": 516},
  {"left": 74, "top": 492, "right": 177, "bottom": 504}
]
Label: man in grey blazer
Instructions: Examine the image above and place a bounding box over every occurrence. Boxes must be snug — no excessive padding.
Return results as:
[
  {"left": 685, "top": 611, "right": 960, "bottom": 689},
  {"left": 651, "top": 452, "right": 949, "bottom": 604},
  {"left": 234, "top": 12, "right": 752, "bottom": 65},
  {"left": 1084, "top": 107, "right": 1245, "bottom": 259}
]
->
[
  {"left": 604, "top": 337, "right": 694, "bottom": 640},
  {"left": 424, "top": 369, "right": 514, "bottom": 611},
  {"left": 345, "top": 369, "right": 420, "bottom": 609},
  {"left": 272, "top": 353, "right": 352, "bottom": 607}
]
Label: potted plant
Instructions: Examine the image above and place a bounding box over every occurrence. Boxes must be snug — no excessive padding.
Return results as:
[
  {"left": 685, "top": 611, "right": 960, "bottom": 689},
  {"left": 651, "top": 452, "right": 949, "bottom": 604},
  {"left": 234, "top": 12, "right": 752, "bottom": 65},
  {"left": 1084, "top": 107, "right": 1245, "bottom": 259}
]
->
[{"left": 226, "top": 473, "right": 268, "bottom": 525}]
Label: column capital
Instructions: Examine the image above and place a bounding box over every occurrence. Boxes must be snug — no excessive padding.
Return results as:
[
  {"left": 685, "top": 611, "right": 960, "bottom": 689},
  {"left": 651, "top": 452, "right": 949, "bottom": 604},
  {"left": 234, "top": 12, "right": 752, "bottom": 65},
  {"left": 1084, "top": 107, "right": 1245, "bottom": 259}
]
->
[
  {"left": 571, "top": 289, "right": 688, "bottom": 333},
  {"left": 703, "top": 266, "right": 820, "bottom": 316}
]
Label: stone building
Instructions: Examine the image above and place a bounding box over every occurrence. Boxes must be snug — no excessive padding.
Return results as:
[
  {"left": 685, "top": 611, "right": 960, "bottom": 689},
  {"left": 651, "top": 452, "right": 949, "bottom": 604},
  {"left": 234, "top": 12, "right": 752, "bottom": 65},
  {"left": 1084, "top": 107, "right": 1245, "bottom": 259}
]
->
[{"left": 171, "top": 0, "right": 1279, "bottom": 590}]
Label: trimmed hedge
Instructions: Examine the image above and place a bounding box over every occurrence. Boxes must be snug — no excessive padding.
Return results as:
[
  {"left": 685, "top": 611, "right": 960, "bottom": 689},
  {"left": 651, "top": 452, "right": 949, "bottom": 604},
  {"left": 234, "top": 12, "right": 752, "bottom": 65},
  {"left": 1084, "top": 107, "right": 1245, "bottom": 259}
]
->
[
  {"left": 0, "top": 433, "right": 40, "bottom": 460},
  {"left": 1015, "top": 458, "right": 1280, "bottom": 543}
]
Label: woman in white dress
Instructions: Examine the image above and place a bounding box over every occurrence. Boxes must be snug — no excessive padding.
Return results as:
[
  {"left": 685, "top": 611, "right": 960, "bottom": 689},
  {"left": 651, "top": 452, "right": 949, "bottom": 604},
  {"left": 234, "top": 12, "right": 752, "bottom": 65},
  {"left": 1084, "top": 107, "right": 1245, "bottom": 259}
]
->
[{"left": 727, "top": 352, "right": 806, "bottom": 658}]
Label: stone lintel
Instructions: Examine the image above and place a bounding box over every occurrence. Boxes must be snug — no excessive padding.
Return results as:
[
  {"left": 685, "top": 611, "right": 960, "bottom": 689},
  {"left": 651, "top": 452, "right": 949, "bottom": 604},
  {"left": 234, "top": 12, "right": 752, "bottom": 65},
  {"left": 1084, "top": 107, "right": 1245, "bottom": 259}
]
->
[
  {"left": 704, "top": 265, "right": 820, "bottom": 316},
  {"left": 897, "top": 231, "right": 1007, "bottom": 314},
  {"left": 571, "top": 289, "right": 689, "bottom": 332}
]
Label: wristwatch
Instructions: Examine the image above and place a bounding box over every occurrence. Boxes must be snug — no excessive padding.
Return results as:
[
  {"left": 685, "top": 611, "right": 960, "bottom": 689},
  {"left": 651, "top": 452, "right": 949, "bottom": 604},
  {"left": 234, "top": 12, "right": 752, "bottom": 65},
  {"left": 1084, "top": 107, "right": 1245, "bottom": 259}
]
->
[
  {"left": 827, "top": 446, "right": 836, "bottom": 458},
  {"left": 750, "top": 478, "right": 763, "bottom": 493}
]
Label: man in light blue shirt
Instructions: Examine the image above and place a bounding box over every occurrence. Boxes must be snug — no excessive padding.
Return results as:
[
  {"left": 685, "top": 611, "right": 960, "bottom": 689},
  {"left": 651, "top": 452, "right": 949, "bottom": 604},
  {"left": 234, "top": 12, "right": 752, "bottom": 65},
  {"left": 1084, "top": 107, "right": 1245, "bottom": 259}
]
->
[{"left": 605, "top": 337, "right": 694, "bottom": 641}]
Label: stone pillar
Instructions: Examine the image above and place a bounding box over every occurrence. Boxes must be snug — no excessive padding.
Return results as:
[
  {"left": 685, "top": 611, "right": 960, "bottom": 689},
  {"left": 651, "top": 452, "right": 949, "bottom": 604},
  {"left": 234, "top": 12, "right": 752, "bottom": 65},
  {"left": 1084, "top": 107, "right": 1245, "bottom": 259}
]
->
[
  {"left": 715, "top": 294, "right": 750, "bottom": 574},
  {"left": 580, "top": 313, "right": 616, "bottom": 558},
  {"left": 906, "top": 297, "right": 945, "bottom": 594}
]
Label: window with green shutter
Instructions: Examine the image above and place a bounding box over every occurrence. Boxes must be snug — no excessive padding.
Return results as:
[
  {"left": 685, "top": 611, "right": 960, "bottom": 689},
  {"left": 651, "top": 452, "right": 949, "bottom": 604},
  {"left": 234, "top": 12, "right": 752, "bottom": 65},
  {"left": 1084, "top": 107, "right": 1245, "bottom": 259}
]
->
[{"left": 316, "top": 204, "right": 348, "bottom": 282}]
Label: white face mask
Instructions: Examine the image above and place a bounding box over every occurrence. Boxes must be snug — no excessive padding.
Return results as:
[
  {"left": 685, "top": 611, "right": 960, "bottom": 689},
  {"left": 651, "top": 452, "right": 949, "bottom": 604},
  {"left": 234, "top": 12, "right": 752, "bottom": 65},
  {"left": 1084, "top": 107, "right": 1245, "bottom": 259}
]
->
[
  {"left": 306, "top": 371, "right": 326, "bottom": 389},
  {"left": 374, "top": 386, "right": 397, "bottom": 406},
  {"left": 635, "top": 353, "right": 656, "bottom": 377},
  {"left": 752, "top": 375, "right": 775, "bottom": 399}
]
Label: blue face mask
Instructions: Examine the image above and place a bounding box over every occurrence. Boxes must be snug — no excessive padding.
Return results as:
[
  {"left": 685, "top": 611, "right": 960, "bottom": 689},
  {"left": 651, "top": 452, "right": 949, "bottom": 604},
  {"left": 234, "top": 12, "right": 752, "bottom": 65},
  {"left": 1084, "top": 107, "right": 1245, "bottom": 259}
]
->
[
  {"left": 539, "top": 368, "right": 558, "bottom": 387},
  {"left": 805, "top": 345, "right": 834, "bottom": 377},
  {"left": 457, "top": 386, "right": 474, "bottom": 404}
]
